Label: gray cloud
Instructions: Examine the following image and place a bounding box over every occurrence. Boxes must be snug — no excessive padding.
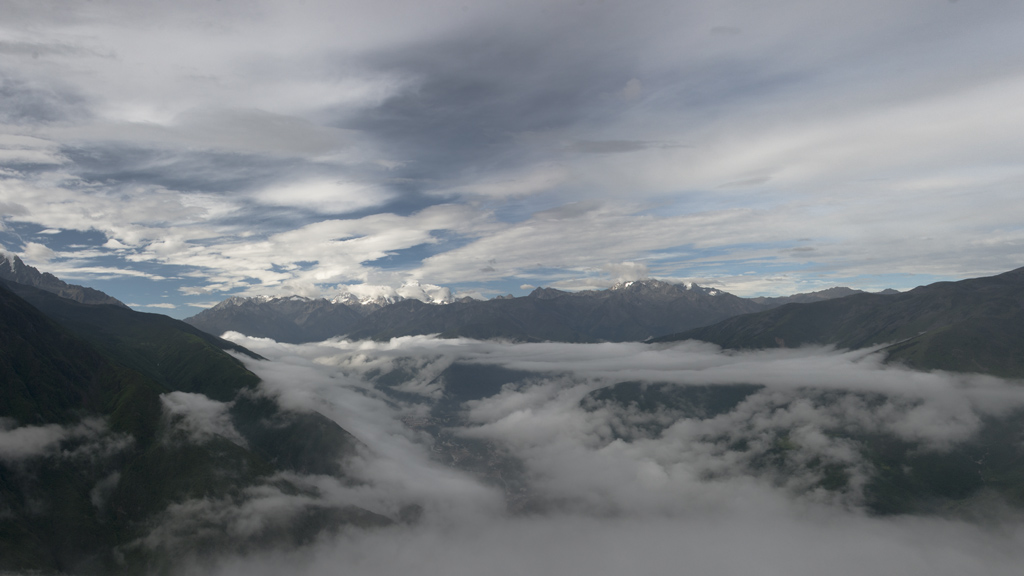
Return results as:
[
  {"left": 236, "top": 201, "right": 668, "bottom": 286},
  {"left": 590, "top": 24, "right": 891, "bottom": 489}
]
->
[
  {"left": 567, "top": 140, "right": 686, "bottom": 154},
  {"left": 131, "top": 481, "right": 335, "bottom": 555},
  {"left": 0, "top": 417, "right": 131, "bottom": 462},
  {"left": 161, "top": 391, "right": 247, "bottom": 447},
  {"left": 200, "top": 509, "right": 1024, "bottom": 576},
  {"left": 90, "top": 471, "right": 121, "bottom": 510},
  {"left": 0, "top": 418, "right": 70, "bottom": 461},
  {"left": 4, "top": 0, "right": 1024, "bottom": 310},
  {"left": 59, "top": 144, "right": 311, "bottom": 195},
  {"left": 0, "top": 76, "right": 90, "bottom": 125},
  {"left": 345, "top": 26, "right": 634, "bottom": 177},
  {"left": 127, "top": 334, "right": 1024, "bottom": 574}
]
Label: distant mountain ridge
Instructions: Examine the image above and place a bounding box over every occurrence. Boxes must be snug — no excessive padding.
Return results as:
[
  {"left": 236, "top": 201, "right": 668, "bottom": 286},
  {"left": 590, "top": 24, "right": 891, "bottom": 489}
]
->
[
  {"left": 0, "top": 253, "right": 127, "bottom": 308},
  {"left": 191, "top": 294, "right": 365, "bottom": 343},
  {"left": 750, "top": 286, "right": 895, "bottom": 306},
  {"left": 185, "top": 278, "right": 881, "bottom": 344},
  {"left": 330, "top": 280, "right": 456, "bottom": 314},
  {"left": 654, "top": 267, "right": 1024, "bottom": 378}
]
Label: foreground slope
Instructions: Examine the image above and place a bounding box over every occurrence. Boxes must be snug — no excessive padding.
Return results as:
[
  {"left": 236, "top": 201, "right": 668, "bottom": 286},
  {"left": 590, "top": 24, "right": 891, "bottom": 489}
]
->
[
  {"left": 656, "top": 267, "right": 1024, "bottom": 378},
  {"left": 0, "top": 281, "right": 386, "bottom": 575},
  {"left": 4, "top": 279, "right": 262, "bottom": 401},
  {"left": 1, "top": 282, "right": 160, "bottom": 571}
]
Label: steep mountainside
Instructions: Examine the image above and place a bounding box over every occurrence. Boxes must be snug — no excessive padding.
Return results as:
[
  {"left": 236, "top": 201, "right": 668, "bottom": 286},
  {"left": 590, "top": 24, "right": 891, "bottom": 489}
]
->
[
  {"left": 3, "top": 280, "right": 262, "bottom": 400},
  {"left": 655, "top": 267, "right": 1024, "bottom": 378},
  {"left": 0, "top": 254, "right": 127, "bottom": 307},
  {"left": 0, "top": 280, "right": 387, "bottom": 574}
]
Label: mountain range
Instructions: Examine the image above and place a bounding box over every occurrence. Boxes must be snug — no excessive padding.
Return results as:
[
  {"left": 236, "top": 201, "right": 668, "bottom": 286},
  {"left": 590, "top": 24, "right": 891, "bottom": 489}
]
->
[
  {"left": 4, "top": 256, "right": 1024, "bottom": 574},
  {"left": 654, "top": 266, "right": 1024, "bottom": 378},
  {"left": 186, "top": 262, "right": 1024, "bottom": 380},
  {"left": 185, "top": 279, "right": 887, "bottom": 344}
]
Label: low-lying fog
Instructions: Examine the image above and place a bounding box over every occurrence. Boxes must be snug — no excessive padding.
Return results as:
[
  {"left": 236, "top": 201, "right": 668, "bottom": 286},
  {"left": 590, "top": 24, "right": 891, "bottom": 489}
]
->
[{"left": 186, "top": 335, "right": 1024, "bottom": 575}]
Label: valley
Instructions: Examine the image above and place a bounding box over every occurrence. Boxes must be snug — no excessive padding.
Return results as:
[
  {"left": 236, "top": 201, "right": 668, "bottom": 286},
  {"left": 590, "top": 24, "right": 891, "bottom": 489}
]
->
[{"left": 3, "top": 257, "right": 1024, "bottom": 575}]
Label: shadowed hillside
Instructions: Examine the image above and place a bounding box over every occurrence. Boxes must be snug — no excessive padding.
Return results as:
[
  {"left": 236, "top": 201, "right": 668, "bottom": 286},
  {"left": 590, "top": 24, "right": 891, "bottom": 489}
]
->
[
  {"left": 654, "top": 267, "right": 1024, "bottom": 378},
  {"left": 0, "top": 280, "right": 388, "bottom": 575}
]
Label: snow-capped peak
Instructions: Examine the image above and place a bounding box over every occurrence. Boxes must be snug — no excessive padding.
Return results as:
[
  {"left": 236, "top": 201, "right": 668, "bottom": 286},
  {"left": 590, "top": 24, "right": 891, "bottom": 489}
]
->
[
  {"left": 219, "top": 295, "right": 264, "bottom": 306},
  {"left": 610, "top": 278, "right": 676, "bottom": 291},
  {"left": 608, "top": 278, "right": 724, "bottom": 296},
  {"left": 330, "top": 282, "right": 454, "bottom": 307},
  {"left": 217, "top": 294, "right": 313, "bottom": 308}
]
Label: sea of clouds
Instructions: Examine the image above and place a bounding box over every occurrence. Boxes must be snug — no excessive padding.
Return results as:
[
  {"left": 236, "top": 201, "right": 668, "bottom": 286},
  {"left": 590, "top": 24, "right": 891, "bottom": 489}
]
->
[{"left": 155, "top": 335, "right": 1024, "bottom": 575}]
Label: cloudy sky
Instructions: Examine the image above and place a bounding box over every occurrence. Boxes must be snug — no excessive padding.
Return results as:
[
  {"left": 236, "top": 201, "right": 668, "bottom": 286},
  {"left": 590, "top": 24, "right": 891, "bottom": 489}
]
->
[{"left": 2, "top": 0, "right": 1023, "bottom": 317}]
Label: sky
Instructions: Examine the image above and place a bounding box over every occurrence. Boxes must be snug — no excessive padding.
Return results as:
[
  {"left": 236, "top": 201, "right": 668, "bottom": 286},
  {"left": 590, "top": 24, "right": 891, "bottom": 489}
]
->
[{"left": 2, "top": 0, "right": 1024, "bottom": 318}]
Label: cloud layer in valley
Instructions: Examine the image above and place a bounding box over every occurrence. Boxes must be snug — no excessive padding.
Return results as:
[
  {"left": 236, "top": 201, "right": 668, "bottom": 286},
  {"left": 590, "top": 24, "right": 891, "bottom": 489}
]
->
[
  {"left": 2, "top": 0, "right": 1024, "bottom": 314},
  {"left": 133, "top": 333, "right": 1024, "bottom": 575}
]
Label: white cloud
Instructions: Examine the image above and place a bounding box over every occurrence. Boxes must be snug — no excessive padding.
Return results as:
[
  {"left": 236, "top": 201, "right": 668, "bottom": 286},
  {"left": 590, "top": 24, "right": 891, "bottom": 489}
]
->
[
  {"left": 251, "top": 179, "right": 395, "bottom": 215},
  {"left": 603, "top": 261, "right": 649, "bottom": 283},
  {"left": 0, "top": 417, "right": 130, "bottom": 462},
  {"left": 0, "top": 419, "right": 69, "bottom": 461},
  {"left": 200, "top": 510, "right": 1024, "bottom": 576},
  {"left": 21, "top": 241, "right": 56, "bottom": 264},
  {"left": 161, "top": 391, "right": 246, "bottom": 447},
  {"left": 163, "top": 203, "right": 483, "bottom": 294},
  {"left": 225, "top": 335, "right": 1024, "bottom": 509},
  {"left": 46, "top": 265, "right": 169, "bottom": 281},
  {"left": 169, "top": 334, "right": 1024, "bottom": 575},
  {"left": 132, "top": 302, "right": 177, "bottom": 309}
]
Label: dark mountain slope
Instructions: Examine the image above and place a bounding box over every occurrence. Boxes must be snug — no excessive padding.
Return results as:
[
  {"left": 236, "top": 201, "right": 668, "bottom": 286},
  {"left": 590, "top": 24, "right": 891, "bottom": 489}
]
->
[
  {"left": 655, "top": 267, "right": 1024, "bottom": 377},
  {"left": 3, "top": 279, "right": 260, "bottom": 402},
  {"left": 186, "top": 295, "right": 363, "bottom": 344},
  {"left": 750, "top": 286, "right": 867, "bottom": 306},
  {"left": 0, "top": 280, "right": 386, "bottom": 574},
  {"left": 345, "top": 297, "right": 587, "bottom": 342},
  {"left": 0, "top": 282, "right": 165, "bottom": 572},
  {"left": 575, "top": 281, "right": 767, "bottom": 341},
  {"left": 301, "top": 280, "right": 770, "bottom": 343},
  {"left": 0, "top": 282, "right": 154, "bottom": 426}
]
